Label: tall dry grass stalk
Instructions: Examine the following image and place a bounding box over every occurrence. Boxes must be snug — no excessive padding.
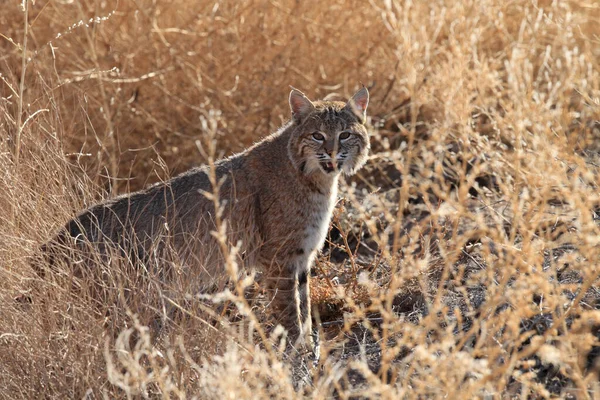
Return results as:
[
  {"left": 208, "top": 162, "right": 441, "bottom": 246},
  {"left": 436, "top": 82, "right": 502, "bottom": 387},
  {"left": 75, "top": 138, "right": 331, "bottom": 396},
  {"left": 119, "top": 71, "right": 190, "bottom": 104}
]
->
[{"left": 1, "top": 0, "right": 599, "bottom": 398}]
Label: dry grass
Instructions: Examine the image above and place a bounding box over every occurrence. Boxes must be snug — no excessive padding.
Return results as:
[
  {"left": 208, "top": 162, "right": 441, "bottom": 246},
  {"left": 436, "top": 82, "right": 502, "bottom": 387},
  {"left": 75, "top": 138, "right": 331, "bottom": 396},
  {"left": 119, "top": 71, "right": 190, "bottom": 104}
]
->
[{"left": 1, "top": 0, "right": 600, "bottom": 398}]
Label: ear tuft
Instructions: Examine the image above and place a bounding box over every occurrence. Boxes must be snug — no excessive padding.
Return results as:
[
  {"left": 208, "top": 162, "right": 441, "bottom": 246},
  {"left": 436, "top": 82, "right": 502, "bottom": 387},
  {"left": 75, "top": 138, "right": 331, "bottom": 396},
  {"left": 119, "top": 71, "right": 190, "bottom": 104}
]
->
[
  {"left": 289, "top": 88, "right": 315, "bottom": 122},
  {"left": 346, "top": 87, "right": 369, "bottom": 122}
]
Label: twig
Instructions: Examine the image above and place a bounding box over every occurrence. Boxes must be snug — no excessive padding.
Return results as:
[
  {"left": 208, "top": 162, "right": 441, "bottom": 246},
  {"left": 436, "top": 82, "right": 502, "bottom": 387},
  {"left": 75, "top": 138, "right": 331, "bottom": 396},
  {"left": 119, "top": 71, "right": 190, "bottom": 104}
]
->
[{"left": 12, "top": 0, "right": 29, "bottom": 224}]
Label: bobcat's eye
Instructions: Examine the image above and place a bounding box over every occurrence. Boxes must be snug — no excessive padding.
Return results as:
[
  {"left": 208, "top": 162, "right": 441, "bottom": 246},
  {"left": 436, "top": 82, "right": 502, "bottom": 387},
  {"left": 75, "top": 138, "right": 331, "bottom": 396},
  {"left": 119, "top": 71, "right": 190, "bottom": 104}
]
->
[
  {"left": 339, "top": 131, "right": 351, "bottom": 140},
  {"left": 311, "top": 132, "right": 325, "bottom": 141}
]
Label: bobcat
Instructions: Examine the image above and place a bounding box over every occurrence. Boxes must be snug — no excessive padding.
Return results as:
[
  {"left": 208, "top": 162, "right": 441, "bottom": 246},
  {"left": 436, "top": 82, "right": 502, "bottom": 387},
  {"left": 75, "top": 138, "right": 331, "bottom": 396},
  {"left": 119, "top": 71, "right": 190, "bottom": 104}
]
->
[{"left": 37, "top": 87, "right": 370, "bottom": 354}]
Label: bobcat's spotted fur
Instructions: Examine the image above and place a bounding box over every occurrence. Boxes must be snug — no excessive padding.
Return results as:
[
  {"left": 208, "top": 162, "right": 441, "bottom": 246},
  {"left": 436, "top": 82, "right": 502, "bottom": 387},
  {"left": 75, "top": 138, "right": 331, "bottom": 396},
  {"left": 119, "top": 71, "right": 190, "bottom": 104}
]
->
[{"left": 38, "top": 87, "right": 370, "bottom": 353}]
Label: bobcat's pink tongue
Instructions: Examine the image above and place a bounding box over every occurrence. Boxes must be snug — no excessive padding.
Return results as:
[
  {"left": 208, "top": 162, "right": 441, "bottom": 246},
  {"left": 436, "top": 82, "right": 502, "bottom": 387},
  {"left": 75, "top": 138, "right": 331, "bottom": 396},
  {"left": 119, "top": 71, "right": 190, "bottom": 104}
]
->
[{"left": 320, "top": 160, "right": 337, "bottom": 173}]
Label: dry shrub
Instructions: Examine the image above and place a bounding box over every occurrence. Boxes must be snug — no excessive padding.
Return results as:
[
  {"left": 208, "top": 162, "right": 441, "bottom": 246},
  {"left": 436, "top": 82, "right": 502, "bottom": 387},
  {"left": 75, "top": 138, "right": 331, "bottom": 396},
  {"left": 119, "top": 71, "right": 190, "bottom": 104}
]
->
[{"left": 1, "top": 0, "right": 600, "bottom": 398}]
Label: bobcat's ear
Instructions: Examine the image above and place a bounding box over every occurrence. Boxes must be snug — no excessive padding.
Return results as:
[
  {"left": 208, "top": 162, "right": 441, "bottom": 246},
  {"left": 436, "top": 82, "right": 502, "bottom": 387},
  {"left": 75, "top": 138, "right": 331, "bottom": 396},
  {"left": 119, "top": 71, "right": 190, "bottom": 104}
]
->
[
  {"left": 346, "top": 87, "right": 369, "bottom": 123},
  {"left": 289, "top": 88, "right": 315, "bottom": 122}
]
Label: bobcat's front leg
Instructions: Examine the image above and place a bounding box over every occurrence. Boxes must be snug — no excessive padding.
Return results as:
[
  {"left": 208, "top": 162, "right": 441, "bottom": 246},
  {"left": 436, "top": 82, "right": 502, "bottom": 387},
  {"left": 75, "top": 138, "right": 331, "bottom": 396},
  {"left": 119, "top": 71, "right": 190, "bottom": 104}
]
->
[
  {"left": 265, "top": 264, "right": 301, "bottom": 346},
  {"left": 266, "top": 252, "right": 315, "bottom": 355},
  {"left": 298, "top": 265, "right": 319, "bottom": 363},
  {"left": 289, "top": 251, "right": 318, "bottom": 359}
]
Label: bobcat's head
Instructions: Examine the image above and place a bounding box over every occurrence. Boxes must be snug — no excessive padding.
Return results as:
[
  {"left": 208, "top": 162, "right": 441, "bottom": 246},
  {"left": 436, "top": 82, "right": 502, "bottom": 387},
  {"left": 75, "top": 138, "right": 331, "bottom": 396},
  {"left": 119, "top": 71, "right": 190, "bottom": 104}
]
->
[{"left": 287, "top": 87, "right": 370, "bottom": 177}]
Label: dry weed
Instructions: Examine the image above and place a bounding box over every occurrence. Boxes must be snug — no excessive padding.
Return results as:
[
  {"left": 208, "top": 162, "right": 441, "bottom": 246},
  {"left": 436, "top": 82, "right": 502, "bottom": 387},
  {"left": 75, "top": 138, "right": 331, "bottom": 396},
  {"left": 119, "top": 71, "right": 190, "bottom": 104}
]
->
[{"left": 1, "top": 0, "right": 600, "bottom": 398}]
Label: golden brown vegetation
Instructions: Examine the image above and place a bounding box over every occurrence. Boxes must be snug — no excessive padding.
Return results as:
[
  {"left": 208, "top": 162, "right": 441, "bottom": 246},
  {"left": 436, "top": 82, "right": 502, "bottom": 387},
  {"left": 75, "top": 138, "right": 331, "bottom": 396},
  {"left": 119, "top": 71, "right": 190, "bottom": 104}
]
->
[{"left": 1, "top": 0, "right": 600, "bottom": 398}]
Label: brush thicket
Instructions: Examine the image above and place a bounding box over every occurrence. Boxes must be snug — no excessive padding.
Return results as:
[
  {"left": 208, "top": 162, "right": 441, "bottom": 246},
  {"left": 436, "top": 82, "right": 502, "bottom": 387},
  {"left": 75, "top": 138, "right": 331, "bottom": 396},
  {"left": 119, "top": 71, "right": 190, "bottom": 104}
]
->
[{"left": 1, "top": 0, "right": 599, "bottom": 398}]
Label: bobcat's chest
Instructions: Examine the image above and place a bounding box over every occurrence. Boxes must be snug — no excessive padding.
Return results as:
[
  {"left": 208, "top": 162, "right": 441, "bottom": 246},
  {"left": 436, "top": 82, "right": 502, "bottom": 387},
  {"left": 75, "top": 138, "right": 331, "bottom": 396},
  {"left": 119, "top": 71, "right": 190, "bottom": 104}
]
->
[{"left": 301, "top": 185, "right": 338, "bottom": 256}]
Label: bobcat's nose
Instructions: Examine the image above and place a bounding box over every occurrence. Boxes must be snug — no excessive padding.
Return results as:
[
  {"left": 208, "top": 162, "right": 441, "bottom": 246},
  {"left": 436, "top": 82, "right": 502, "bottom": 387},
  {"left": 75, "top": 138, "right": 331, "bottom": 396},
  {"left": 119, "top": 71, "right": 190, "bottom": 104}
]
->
[{"left": 324, "top": 141, "right": 337, "bottom": 157}]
